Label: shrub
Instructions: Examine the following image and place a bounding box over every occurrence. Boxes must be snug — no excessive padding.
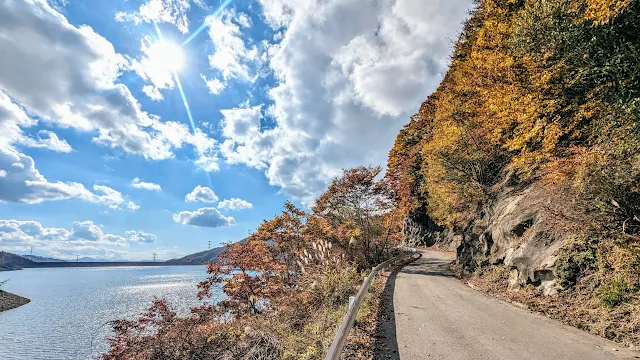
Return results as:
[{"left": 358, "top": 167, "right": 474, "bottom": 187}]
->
[
  {"left": 555, "top": 239, "right": 598, "bottom": 289},
  {"left": 600, "top": 278, "right": 632, "bottom": 308}
]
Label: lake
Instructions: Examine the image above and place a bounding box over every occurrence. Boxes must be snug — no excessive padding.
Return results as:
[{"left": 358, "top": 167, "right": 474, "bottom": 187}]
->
[{"left": 0, "top": 265, "right": 222, "bottom": 360}]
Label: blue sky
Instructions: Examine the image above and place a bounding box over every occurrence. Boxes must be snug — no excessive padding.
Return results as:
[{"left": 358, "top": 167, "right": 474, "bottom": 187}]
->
[{"left": 0, "top": 0, "right": 471, "bottom": 260}]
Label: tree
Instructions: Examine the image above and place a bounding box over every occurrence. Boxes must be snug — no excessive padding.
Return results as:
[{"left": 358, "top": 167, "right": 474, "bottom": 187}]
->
[
  {"left": 250, "top": 201, "right": 308, "bottom": 289},
  {"left": 312, "top": 166, "right": 400, "bottom": 267},
  {"left": 198, "top": 239, "right": 281, "bottom": 316}
]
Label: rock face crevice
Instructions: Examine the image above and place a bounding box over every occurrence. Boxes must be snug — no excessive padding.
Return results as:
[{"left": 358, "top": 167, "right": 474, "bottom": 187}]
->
[
  {"left": 402, "top": 213, "right": 443, "bottom": 248},
  {"left": 407, "top": 184, "right": 569, "bottom": 295},
  {"left": 458, "top": 186, "right": 567, "bottom": 295}
]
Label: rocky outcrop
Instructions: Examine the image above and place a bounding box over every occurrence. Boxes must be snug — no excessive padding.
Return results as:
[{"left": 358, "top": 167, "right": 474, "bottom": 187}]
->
[
  {"left": 403, "top": 184, "right": 568, "bottom": 295},
  {"left": 456, "top": 186, "right": 566, "bottom": 295},
  {"left": 403, "top": 212, "right": 461, "bottom": 252},
  {"left": 403, "top": 214, "right": 444, "bottom": 247},
  {"left": 0, "top": 290, "right": 30, "bottom": 312}
]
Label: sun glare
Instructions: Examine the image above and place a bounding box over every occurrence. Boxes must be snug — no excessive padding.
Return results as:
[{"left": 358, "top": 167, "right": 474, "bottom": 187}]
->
[{"left": 148, "top": 40, "right": 185, "bottom": 72}]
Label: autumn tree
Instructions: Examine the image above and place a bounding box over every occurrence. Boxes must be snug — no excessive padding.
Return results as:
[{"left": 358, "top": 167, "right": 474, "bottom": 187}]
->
[
  {"left": 250, "top": 201, "right": 308, "bottom": 289},
  {"left": 198, "top": 239, "right": 281, "bottom": 316},
  {"left": 312, "top": 166, "right": 400, "bottom": 267}
]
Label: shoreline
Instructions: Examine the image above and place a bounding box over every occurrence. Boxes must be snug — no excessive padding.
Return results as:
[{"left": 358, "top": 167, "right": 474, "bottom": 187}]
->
[
  {"left": 1, "top": 262, "right": 206, "bottom": 271},
  {"left": 0, "top": 290, "right": 30, "bottom": 312}
]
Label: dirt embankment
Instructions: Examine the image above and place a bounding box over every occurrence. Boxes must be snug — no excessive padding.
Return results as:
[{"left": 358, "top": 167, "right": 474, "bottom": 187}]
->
[{"left": 0, "top": 290, "right": 30, "bottom": 312}]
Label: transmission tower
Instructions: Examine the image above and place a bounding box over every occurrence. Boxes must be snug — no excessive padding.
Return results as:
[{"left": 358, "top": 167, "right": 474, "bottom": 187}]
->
[
  {"left": 208, "top": 240, "right": 211, "bottom": 250},
  {"left": 152, "top": 253, "right": 157, "bottom": 262},
  {"left": 76, "top": 255, "right": 79, "bottom": 262},
  {"left": 30, "top": 246, "right": 33, "bottom": 256}
]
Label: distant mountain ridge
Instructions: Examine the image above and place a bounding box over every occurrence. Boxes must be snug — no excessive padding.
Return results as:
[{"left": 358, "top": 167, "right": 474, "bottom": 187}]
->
[
  {"left": 166, "top": 239, "right": 244, "bottom": 265},
  {"left": 21, "top": 255, "right": 66, "bottom": 263},
  {"left": 0, "top": 239, "right": 244, "bottom": 270}
]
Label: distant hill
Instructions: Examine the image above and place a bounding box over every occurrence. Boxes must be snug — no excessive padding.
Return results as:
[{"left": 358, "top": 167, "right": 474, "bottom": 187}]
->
[
  {"left": 166, "top": 239, "right": 245, "bottom": 265},
  {"left": 22, "top": 255, "right": 66, "bottom": 263},
  {"left": 0, "top": 252, "right": 36, "bottom": 271},
  {"left": 166, "top": 247, "right": 226, "bottom": 265}
]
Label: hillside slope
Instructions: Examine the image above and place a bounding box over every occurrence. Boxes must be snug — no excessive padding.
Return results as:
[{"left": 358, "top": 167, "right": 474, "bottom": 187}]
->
[
  {"left": 21, "top": 255, "right": 66, "bottom": 263},
  {"left": 165, "top": 240, "right": 245, "bottom": 265},
  {"left": 0, "top": 252, "right": 36, "bottom": 271},
  {"left": 387, "top": 0, "right": 639, "bottom": 347}
]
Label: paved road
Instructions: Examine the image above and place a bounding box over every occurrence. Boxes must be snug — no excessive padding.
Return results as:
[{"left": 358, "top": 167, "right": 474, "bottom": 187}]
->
[{"left": 390, "top": 250, "right": 640, "bottom": 360}]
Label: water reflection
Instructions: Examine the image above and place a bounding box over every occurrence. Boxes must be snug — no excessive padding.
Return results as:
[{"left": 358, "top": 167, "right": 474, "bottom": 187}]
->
[{"left": 0, "top": 265, "right": 218, "bottom": 360}]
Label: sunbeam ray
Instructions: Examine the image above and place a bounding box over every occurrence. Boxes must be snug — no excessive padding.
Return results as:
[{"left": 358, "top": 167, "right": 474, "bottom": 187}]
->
[
  {"left": 182, "top": 0, "right": 234, "bottom": 45},
  {"left": 153, "top": 22, "right": 196, "bottom": 133},
  {"left": 153, "top": 22, "right": 215, "bottom": 186}
]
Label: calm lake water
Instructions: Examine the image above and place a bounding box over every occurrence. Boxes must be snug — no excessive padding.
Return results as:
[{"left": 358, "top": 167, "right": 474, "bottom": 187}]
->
[{"left": 0, "top": 266, "right": 221, "bottom": 360}]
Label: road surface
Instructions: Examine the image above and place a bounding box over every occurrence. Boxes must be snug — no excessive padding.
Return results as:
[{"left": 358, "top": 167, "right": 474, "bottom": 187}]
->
[{"left": 383, "top": 250, "right": 639, "bottom": 360}]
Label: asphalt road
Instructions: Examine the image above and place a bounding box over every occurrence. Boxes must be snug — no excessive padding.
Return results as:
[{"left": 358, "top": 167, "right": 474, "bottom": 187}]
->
[{"left": 390, "top": 250, "right": 640, "bottom": 360}]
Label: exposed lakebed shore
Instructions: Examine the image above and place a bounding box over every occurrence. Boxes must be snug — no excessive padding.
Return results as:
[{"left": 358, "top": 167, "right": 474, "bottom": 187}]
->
[{"left": 0, "top": 290, "right": 30, "bottom": 312}]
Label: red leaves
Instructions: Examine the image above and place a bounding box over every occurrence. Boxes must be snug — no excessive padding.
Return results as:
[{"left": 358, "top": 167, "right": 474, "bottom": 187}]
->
[
  {"left": 104, "top": 168, "right": 403, "bottom": 359},
  {"left": 311, "top": 166, "right": 400, "bottom": 268}
]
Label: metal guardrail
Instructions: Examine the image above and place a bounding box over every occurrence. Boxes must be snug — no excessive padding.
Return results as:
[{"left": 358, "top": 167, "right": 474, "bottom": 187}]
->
[{"left": 324, "top": 249, "right": 419, "bottom": 360}]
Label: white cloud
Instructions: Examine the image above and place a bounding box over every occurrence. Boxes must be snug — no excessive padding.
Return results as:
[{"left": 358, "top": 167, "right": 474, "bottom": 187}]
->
[
  {"left": 0, "top": 219, "right": 70, "bottom": 243},
  {"left": 205, "top": 9, "right": 259, "bottom": 82},
  {"left": 0, "top": 0, "right": 219, "bottom": 162},
  {"left": 101, "top": 234, "right": 127, "bottom": 244},
  {"left": 187, "top": 128, "right": 219, "bottom": 172},
  {"left": 0, "top": 90, "right": 72, "bottom": 153},
  {"left": 201, "top": 74, "right": 225, "bottom": 95},
  {"left": 194, "top": 154, "right": 220, "bottom": 172},
  {"left": 185, "top": 185, "right": 218, "bottom": 203},
  {"left": 127, "top": 201, "right": 141, "bottom": 211},
  {"left": 219, "top": 105, "right": 269, "bottom": 169},
  {"left": 71, "top": 220, "right": 105, "bottom": 241},
  {"left": 0, "top": 219, "right": 122, "bottom": 245},
  {"left": 221, "top": 105, "right": 262, "bottom": 143},
  {"left": 218, "top": 198, "right": 252, "bottom": 211},
  {"left": 131, "top": 177, "right": 162, "bottom": 192},
  {"left": 115, "top": 0, "right": 193, "bottom": 34},
  {"left": 142, "top": 85, "right": 164, "bottom": 101},
  {"left": 18, "top": 130, "right": 72, "bottom": 153},
  {"left": 0, "top": 147, "right": 126, "bottom": 208},
  {"left": 92, "top": 185, "right": 125, "bottom": 209},
  {"left": 130, "top": 36, "right": 186, "bottom": 101},
  {"left": 218, "top": 0, "right": 471, "bottom": 203},
  {"left": 0, "top": 170, "right": 6, "bottom": 177},
  {"left": 148, "top": 121, "right": 220, "bottom": 172},
  {"left": 173, "top": 207, "right": 235, "bottom": 228},
  {"left": 0, "top": 219, "right": 157, "bottom": 259},
  {"left": 125, "top": 230, "right": 157, "bottom": 243}
]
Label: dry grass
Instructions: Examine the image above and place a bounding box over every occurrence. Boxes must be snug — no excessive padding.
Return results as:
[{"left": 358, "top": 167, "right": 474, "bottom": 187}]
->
[{"left": 341, "top": 256, "right": 418, "bottom": 359}]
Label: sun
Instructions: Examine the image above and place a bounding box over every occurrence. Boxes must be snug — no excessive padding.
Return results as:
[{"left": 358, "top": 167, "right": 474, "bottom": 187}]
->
[{"left": 147, "top": 40, "right": 185, "bottom": 72}]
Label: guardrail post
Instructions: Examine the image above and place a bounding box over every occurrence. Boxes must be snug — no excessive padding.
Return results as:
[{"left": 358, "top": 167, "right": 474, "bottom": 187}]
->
[{"left": 324, "top": 249, "right": 418, "bottom": 360}]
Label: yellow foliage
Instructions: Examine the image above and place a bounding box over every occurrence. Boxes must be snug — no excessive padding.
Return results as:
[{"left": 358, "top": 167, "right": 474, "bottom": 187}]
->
[
  {"left": 386, "top": 0, "right": 639, "bottom": 229},
  {"left": 582, "top": 0, "right": 633, "bottom": 24}
]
